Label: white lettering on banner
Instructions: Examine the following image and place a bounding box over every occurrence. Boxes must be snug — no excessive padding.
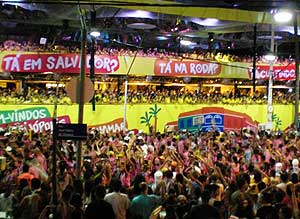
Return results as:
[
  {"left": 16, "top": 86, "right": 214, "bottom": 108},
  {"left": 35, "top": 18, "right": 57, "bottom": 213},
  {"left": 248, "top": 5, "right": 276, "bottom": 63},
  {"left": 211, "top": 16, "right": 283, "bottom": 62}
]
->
[
  {"left": 3, "top": 55, "right": 20, "bottom": 71},
  {"left": 0, "top": 115, "right": 6, "bottom": 124},
  {"left": 159, "top": 61, "right": 172, "bottom": 74},
  {"left": 190, "top": 63, "right": 219, "bottom": 75},
  {"left": 24, "top": 58, "right": 42, "bottom": 71},
  {"left": 158, "top": 61, "right": 220, "bottom": 75},
  {"left": 27, "top": 117, "right": 68, "bottom": 133},
  {"left": 46, "top": 55, "right": 80, "bottom": 70},
  {"left": 24, "top": 59, "right": 31, "bottom": 71},
  {"left": 0, "top": 109, "right": 48, "bottom": 124},
  {"left": 159, "top": 63, "right": 166, "bottom": 73},
  {"left": 66, "top": 56, "right": 79, "bottom": 68},
  {"left": 276, "top": 69, "right": 295, "bottom": 79},
  {"left": 88, "top": 56, "right": 119, "bottom": 72},
  {"left": 175, "top": 63, "right": 187, "bottom": 74},
  {"left": 55, "top": 56, "right": 65, "bottom": 69},
  {"left": 110, "top": 59, "right": 119, "bottom": 72},
  {"left": 254, "top": 68, "right": 295, "bottom": 80},
  {"left": 2, "top": 54, "right": 120, "bottom": 73},
  {"left": 46, "top": 56, "right": 55, "bottom": 70},
  {"left": 31, "top": 58, "right": 42, "bottom": 70},
  {"left": 249, "top": 66, "right": 296, "bottom": 80},
  {"left": 3, "top": 57, "right": 13, "bottom": 70},
  {"left": 255, "top": 69, "right": 269, "bottom": 79}
]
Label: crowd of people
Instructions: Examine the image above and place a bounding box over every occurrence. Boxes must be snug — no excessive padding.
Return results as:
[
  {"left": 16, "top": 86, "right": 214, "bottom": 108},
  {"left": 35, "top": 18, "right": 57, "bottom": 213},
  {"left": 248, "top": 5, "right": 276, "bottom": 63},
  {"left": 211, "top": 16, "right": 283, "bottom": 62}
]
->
[
  {"left": 0, "top": 86, "right": 296, "bottom": 105},
  {"left": 0, "top": 124, "right": 300, "bottom": 219},
  {"left": 1, "top": 40, "right": 300, "bottom": 219},
  {"left": 0, "top": 40, "right": 294, "bottom": 65}
]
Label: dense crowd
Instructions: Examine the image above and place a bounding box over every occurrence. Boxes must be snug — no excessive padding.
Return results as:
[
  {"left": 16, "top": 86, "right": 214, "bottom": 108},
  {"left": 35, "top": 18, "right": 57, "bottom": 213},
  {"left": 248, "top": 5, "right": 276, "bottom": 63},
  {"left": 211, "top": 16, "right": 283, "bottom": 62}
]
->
[
  {"left": 0, "top": 86, "right": 296, "bottom": 105},
  {"left": 0, "top": 125, "right": 300, "bottom": 219},
  {"left": 0, "top": 40, "right": 294, "bottom": 64}
]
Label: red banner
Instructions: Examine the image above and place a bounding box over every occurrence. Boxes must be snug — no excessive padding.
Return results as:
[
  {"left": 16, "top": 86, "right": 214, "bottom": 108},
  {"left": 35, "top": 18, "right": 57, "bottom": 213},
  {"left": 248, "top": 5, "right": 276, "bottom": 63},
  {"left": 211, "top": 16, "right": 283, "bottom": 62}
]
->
[
  {"left": 0, "top": 115, "right": 71, "bottom": 133},
  {"left": 154, "top": 59, "right": 221, "bottom": 76},
  {"left": 248, "top": 65, "right": 296, "bottom": 81},
  {"left": 1, "top": 54, "right": 120, "bottom": 74}
]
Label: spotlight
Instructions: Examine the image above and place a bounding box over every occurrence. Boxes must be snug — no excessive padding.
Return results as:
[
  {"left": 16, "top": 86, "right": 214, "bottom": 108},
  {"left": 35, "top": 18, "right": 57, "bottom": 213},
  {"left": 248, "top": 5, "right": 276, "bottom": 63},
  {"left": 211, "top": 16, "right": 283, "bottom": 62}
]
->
[
  {"left": 90, "top": 30, "right": 100, "bottom": 38},
  {"left": 273, "top": 10, "right": 293, "bottom": 23},
  {"left": 263, "top": 52, "right": 277, "bottom": 64}
]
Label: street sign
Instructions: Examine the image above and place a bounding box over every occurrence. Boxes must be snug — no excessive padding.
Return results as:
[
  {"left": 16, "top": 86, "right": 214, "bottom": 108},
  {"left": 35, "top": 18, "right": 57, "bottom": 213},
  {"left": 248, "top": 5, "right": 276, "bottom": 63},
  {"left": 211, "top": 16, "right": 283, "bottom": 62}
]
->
[{"left": 56, "top": 123, "right": 87, "bottom": 140}]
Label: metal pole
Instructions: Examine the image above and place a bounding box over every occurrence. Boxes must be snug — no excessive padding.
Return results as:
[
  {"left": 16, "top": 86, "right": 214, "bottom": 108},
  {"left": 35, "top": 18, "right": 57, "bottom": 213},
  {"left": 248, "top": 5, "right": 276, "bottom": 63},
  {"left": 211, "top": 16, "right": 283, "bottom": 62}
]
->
[
  {"left": 266, "top": 24, "right": 275, "bottom": 130},
  {"left": 123, "top": 33, "right": 144, "bottom": 131},
  {"left": 252, "top": 24, "right": 257, "bottom": 93},
  {"left": 294, "top": 15, "right": 299, "bottom": 131},
  {"left": 123, "top": 77, "right": 128, "bottom": 131},
  {"left": 90, "top": 38, "right": 96, "bottom": 111},
  {"left": 51, "top": 75, "right": 60, "bottom": 219},
  {"left": 76, "top": 21, "right": 87, "bottom": 180}
]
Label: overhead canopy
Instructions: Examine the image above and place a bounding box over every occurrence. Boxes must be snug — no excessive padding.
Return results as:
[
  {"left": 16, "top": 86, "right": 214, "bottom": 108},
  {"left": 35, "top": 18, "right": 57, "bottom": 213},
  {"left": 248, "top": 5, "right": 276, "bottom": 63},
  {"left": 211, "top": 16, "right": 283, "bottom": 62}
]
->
[
  {"left": 3, "top": 0, "right": 300, "bottom": 24},
  {"left": 0, "top": 0, "right": 300, "bottom": 55}
]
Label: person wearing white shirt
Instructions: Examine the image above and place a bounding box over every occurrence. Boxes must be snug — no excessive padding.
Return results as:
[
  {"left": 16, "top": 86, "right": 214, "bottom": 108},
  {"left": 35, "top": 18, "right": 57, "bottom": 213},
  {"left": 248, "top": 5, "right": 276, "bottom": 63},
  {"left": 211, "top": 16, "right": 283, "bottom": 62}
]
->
[{"left": 104, "top": 178, "right": 130, "bottom": 219}]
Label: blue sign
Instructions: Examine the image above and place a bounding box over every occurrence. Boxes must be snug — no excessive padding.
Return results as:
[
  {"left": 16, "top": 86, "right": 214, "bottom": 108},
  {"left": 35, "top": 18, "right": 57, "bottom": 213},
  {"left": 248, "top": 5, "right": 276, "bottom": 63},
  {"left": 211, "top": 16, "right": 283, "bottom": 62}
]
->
[{"left": 178, "top": 113, "right": 224, "bottom": 132}]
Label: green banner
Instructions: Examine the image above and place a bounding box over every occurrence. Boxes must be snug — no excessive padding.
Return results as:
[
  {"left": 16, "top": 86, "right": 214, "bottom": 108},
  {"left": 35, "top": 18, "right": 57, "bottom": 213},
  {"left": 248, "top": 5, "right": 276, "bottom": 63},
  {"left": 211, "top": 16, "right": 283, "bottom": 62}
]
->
[{"left": 0, "top": 107, "right": 51, "bottom": 125}]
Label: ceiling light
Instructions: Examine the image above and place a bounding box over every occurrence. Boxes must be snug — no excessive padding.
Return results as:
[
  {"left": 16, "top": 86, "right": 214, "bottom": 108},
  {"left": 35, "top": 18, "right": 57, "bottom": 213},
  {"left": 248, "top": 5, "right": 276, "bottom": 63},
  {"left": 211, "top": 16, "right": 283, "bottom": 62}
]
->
[
  {"left": 263, "top": 53, "right": 277, "bottom": 63},
  {"left": 90, "top": 30, "right": 100, "bottom": 38},
  {"left": 120, "top": 10, "right": 155, "bottom": 19},
  {"left": 190, "top": 18, "right": 220, "bottom": 27},
  {"left": 257, "top": 35, "right": 283, "bottom": 40},
  {"left": 180, "top": 40, "right": 196, "bottom": 46},
  {"left": 127, "top": 23, "right": 156, "bottom": 30},
  {"left": 156, "top": 36, "right": 168, "bottom": 40},
  {"left": 274, "top": 10, "right": 293, "bottom": 23},
  {"left": 180, "top": 40, "right": 193, "bottom": 46}
]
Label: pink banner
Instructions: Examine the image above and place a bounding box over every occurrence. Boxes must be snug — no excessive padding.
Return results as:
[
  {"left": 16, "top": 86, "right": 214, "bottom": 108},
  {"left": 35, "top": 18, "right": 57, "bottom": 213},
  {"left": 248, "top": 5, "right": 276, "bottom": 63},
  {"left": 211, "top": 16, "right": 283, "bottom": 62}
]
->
[
  {"left": 0, "top": 115, "right": 71, "bottom": 133},
  {"left": 1, "top": 54, "right": 120, "bottom": 73},
  {"left": 248, "top": 65, "right": 296, "bottom": 80},
  {"left": 154, "top": 58, "right": 221, "bottom": 76}
]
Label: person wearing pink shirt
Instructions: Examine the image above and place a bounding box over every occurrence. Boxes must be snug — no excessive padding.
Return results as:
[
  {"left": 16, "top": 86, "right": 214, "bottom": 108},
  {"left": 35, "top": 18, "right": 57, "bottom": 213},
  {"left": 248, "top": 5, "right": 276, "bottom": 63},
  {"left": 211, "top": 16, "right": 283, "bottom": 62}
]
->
[
  {"left": 33, "top": 148, "right": 47, "bottom": 172},
  {"left": 273, "top": 135, "right": 283, "bottom": 150},
  {"left": 177, "top": 138, "right": 185, "bottom": 155},
  {"left": 251, "top": 148, "right": 262, "bottom": 166},
  {"left": 264, "top": 147, "right": 271, "bottom": 163}
]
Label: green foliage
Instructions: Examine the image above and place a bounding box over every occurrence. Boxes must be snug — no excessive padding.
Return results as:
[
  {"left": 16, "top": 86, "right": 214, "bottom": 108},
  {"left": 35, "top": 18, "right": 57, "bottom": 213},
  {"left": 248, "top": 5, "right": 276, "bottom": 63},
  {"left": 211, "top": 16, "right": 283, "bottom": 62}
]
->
[
  {"left": 141, "top": 104, "right": 161, "bottom": 133},
  {"left": 140, "top": 112, "right": 152, "bottom": 127},
  {"left": 272, "top": 113, "right": 282, "bottom": 131},
  {"left": 149, "top": 103, "right": 161, "bottom": 117}
]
